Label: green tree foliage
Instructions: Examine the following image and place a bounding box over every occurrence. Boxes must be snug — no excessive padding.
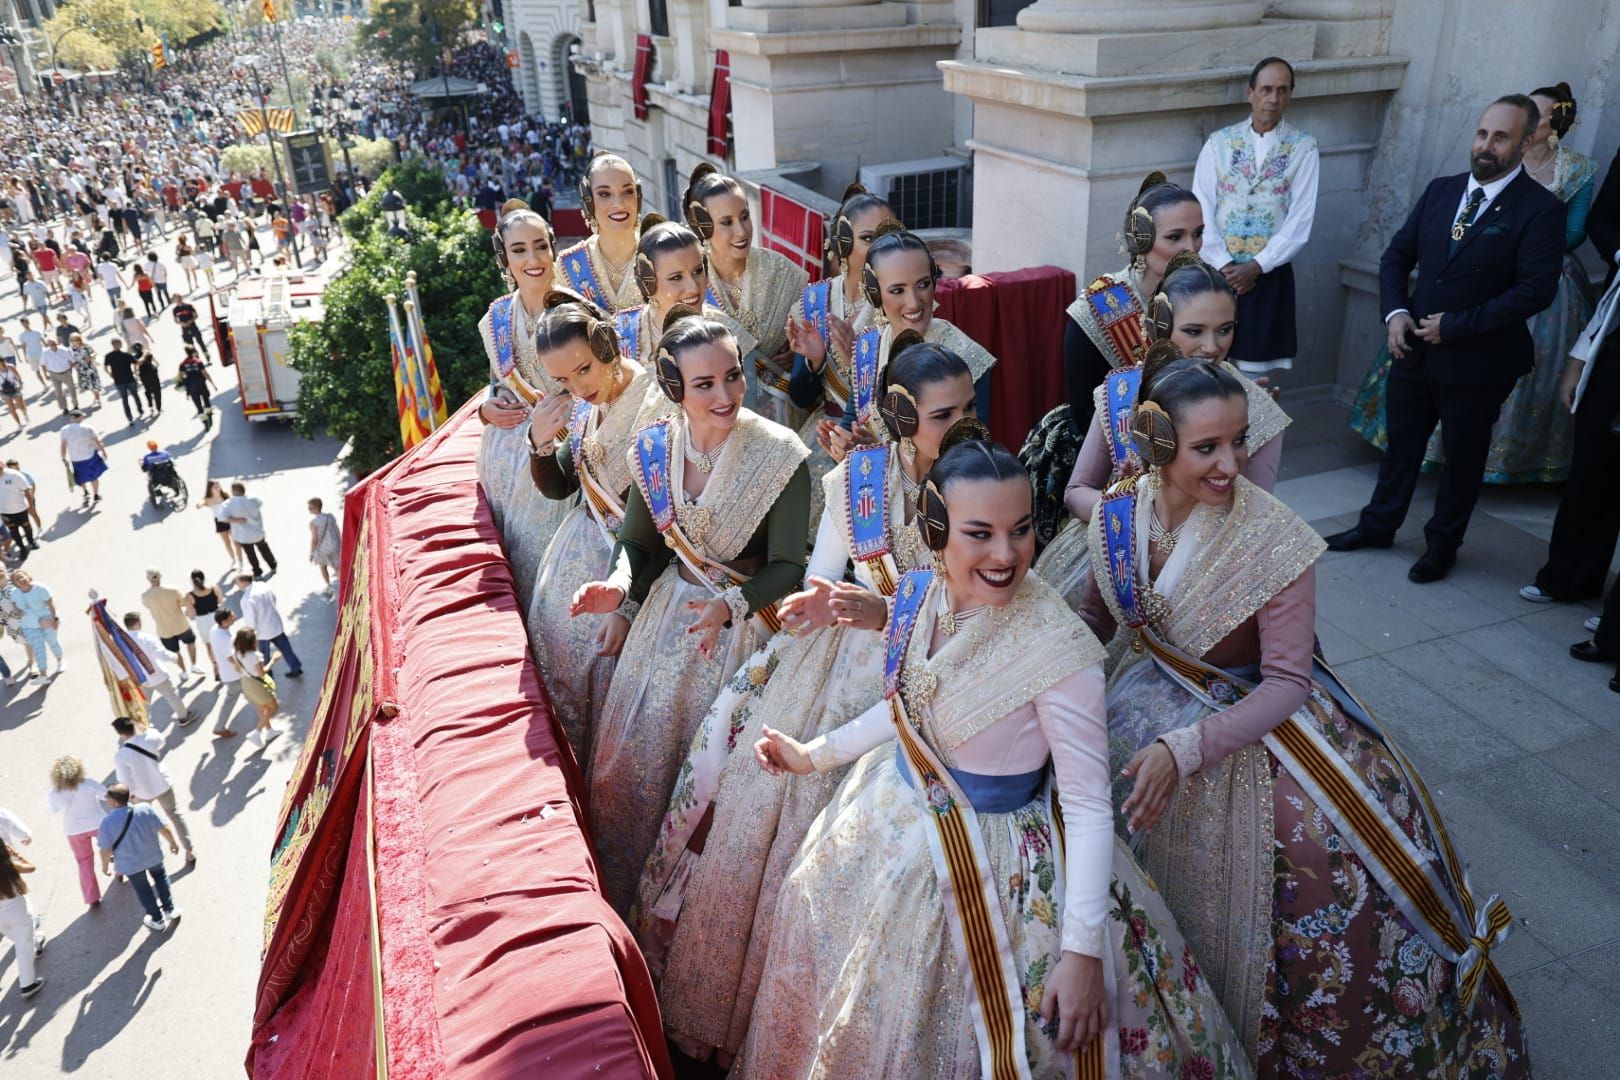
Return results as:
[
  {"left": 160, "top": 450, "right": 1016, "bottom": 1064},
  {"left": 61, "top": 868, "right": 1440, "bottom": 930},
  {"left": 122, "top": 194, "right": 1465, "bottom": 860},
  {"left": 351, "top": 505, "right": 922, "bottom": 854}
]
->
[
  {"left": 218, "top": 136, "right": 395, "bottom": 183},
  {"left": 360, "top": 0, "right": 477, "bottom": 79},
  {"left": 134, "top": 0, "right": 221, "bottom": 47},
  {"left": 41, "top": 0, "right": 220, "bottom": 70},
  {"left": 288, "top": 159, "right": 502, "bottom": 475}
]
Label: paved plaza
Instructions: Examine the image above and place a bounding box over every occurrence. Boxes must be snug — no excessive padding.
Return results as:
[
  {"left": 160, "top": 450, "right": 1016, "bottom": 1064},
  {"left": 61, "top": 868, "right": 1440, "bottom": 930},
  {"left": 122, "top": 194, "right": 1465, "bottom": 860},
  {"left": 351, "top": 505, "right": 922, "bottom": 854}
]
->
[{"left": 0, "top": 245, "right": 1614, "bottom": 1074}]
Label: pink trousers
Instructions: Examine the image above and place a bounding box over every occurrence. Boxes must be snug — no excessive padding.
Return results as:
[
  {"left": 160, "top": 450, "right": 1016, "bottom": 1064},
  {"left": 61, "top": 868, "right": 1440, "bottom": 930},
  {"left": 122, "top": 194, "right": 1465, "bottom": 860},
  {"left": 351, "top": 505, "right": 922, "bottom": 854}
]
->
[{"left": 68, "top": 830, "right": 101, "bottom": 904}]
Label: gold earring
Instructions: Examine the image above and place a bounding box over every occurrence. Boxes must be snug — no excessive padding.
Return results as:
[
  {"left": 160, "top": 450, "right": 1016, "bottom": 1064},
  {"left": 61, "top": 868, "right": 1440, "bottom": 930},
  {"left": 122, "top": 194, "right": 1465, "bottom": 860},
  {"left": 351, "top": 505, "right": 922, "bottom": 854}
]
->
[{"left": 900, "top": 436, "right": 916, "bottom": 462}]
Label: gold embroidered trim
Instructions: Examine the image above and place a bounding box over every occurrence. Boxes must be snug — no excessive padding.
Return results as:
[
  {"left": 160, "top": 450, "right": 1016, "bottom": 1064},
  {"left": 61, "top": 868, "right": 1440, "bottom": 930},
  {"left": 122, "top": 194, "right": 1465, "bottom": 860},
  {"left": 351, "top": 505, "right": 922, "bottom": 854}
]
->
[
  {"left": 903, "top": 575, "right": 1106, "bottom": 757},
  {"left": 1225, "top": 362, "right": 1291, "bottom": 451},
  {"left": 709, "top": 246, "right": 808, "bottom": 357},
  {"left": 1064, "top": 266, "right": 1145, "bottom": 371},
  {"left": 583, "top": 369, "right": 674, "bottom": 500},
  {"left": 559, "top": 236, "right": 645, "bottom": 312},
  {"left": 480, "top": 292, "right": 562, "bottom": 401}
]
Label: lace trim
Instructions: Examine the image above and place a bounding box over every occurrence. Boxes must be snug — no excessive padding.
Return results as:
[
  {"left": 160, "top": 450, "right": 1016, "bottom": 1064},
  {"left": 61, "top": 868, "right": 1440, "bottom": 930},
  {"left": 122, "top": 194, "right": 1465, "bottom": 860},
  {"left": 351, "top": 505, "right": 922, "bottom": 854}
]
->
[
  {"left": 1157, "top": 726, "right": 1204, "bottom": 779},
  {"left": 1062, "top": 919, "right": 1106, "bottom": 960}
]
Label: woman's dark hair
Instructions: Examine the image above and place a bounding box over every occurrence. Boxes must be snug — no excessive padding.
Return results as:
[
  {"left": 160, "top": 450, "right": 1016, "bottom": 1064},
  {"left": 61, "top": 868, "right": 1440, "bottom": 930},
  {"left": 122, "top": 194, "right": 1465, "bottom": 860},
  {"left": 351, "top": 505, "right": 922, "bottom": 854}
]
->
[
  {"left": 234, "top": 626, "right": 259, "bottom": 653},
  {"left": 827, "top": 182, "right": 894, "bottom": 265},
  {"left": 1530, "top": 82, "right": 1577, "bottom": 138},
  {"left": 1130, "top": 355, "right": 1247, "bottom": 467},
  {"left": 533, "top": 290, "right": 619, "bottom": 362},
  {"left": 0, "top": 843, "right": 25, "bottom": 901},
  {"left": 1123, "top": 171, "right": 1200, "bottom": 258},
  {"left": 932, "top": 421, "right": 1026, "bottom": 491},
  {"left": 494, "top": 197, "right": 555, "bottom": 255},
  {"left": 683, "top": 163, "right": 746, "bottom": 241},
  {"left": 886, "top": 341, "right": 970, "bottom": 400},
  {"left": 1159, "top": 256, "right": 1235, "bottom": 312},
  {"left": 190, "top": 569, "right": 206, "bottom": 584},
  {"left": 1137, "top": 181, "right": 1199, "bottom": 223},
  {"left": 659, "top": 306, "right": 737, "bottom": 363},
  {"left": 638, "top": 221, "right": 703, "bottom": 266},
  {"left": 864, "top": 223, "right": 934, "bottom": 279}
]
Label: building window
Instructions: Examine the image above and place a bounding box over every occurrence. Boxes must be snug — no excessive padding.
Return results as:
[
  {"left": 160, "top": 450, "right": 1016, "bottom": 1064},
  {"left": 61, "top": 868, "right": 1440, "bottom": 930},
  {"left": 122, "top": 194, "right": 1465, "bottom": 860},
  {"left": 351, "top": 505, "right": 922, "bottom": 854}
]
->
[
  {"left": 648, "top": 0, "right": 670, "bottom": 37},
  {"left": 979, "top": 0, "right": 1035, "bottom": 26},
  {"left": 586, "top": 1, "right": 596, "bottom": 19}
]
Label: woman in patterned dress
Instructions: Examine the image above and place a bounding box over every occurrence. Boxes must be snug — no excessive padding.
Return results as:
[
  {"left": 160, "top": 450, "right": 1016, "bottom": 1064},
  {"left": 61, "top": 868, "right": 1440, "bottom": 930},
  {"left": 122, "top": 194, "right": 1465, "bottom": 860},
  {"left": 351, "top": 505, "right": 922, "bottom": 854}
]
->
[
  {"left": 741, "top": 428, "right": 1249, "bottom": 1080},
  {"left": 1080, "top": 354, "right": 1529, "bottom": 1076}
]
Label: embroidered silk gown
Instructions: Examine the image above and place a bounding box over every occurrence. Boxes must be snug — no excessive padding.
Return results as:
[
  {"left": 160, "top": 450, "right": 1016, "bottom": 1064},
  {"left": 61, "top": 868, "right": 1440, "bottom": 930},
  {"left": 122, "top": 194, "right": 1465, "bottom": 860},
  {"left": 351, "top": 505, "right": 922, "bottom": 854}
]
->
[
  {"left": 705, "top": 245, "right": 810, "bottom": 429},
  {"left": 589, "top": 410, "right": 811, "bottom": 914},
  {"left": 1080, "top": 477, "right": 1530, "bottom": 1076},
  {"left": 526, "top": 369, "right": 672, "bottom": 770},
  {"left": 632, "top": 445, "right": 928, "bottom": 1061},
  {"left": 735, "top": 572, "right": 1251, "bottom": 1080},
  {"left": 556, "top": 235, "right": 645, "bottom": 313},
  {"left": 475, "top": 293, "right": 574, "bottom": 604},
  {"left": 1035, "top": 360, "right": 1290, "bottom": 609}
]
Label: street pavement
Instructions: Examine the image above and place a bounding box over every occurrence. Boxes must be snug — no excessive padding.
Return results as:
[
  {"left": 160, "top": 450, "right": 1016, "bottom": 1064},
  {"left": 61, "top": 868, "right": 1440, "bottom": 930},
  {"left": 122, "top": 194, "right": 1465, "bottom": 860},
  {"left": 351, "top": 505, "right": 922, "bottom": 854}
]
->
[
  {"left": 0, "top": 218, "right": 1615, "bottom": 1075},
  {"left": 0, "top": 217, "right": 346, "bottom": 1076}
]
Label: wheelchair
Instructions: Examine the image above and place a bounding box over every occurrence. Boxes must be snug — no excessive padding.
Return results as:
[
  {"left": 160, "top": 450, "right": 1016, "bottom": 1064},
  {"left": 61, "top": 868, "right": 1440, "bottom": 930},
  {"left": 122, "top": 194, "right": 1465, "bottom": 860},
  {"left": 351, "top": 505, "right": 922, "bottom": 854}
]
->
[{"left": 146, "top": 458, "right": 189, "bottom": 513}]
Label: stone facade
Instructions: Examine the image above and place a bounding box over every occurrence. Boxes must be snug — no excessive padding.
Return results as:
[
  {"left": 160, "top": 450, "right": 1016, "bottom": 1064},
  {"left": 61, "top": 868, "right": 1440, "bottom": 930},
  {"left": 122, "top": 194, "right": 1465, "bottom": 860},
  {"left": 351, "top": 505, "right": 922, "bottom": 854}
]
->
[
  {"left": 505, "top": 0, "right": 584, "bottom": 121},
  {"left": 572, "top": 0, "right": 1620, "bottom": 394}
]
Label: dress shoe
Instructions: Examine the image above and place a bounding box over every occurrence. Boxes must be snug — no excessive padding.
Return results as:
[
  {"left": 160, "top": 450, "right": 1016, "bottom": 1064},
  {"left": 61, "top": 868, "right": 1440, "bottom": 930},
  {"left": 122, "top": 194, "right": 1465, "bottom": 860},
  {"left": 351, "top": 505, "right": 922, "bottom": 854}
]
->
[
  {"left": 1569, "top": 640, "right": 1617, "bottom": 663},
  {"left": 1407, "top": 549, "right": 1456, "bottom": 584},
  {"left": 1610, "top": 673, "right": 1619, "bottom": 694},
  {"left": 1323, "top": 527, "right": 1395, "bottom": 552}
]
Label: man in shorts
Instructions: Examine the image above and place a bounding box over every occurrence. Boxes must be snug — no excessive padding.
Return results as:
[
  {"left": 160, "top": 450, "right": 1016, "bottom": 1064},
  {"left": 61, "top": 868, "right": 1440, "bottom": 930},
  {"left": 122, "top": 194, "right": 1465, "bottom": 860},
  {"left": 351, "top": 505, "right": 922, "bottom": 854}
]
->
[
  {"left": 0, "top": 461, "right": 37, "bottom": 552},
  {"left": 141, "top": 568, "right": 203, "bottom": 674}
]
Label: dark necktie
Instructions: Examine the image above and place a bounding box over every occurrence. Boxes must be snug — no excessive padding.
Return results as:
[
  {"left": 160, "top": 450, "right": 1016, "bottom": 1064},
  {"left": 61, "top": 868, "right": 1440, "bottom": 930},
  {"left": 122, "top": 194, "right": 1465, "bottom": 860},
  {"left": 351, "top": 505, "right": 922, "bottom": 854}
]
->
[{"left": 1450, "top": 187, "right": 1486, "bottom": 254}]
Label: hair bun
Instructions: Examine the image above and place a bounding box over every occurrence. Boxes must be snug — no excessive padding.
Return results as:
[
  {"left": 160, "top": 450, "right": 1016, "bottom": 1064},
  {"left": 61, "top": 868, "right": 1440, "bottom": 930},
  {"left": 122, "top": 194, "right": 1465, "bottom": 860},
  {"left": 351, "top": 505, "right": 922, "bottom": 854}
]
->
[
  {"left": 687, "top": 162, "right": 719, "bottom": 188},
  {"left": 1163, "top": 250, "right": 1207, "bottom": 277},
  {"left": 640, "top": 211, "right": 668, "bottom": 233},
  {"left": 1139, "top": 338, "right": 1183, "bottom": 380},
  {"left": 499, "top": 198, "right": 530, "bottom": 217},
  {"left": 1136, "top": 170, "right": 1169, "bottom": 197},
  {"left": 938, "top": 416, "right": 992, "bottom": 457},
  {"left": 870, "top": 218, "right": 910, "bottom": 242},
  {"left": 543, "top": 288, "right": 585, "bottom": 310},
  {"left": 662, "top": 302, "right": 702, "bottom": 328},
  {"left": 887, "top": 328, "right": 926, "bottom": 366},
  {"left": 1145, "top": 293, "right": 1175, "bottom": 343}
]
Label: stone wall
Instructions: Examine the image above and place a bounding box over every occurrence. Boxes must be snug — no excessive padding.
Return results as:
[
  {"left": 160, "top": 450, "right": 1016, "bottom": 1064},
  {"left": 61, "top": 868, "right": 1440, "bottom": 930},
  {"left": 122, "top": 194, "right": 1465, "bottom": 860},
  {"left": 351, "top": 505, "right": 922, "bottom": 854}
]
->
[{"left": 505, "top": 0, "right": 582, "bottom": 120}]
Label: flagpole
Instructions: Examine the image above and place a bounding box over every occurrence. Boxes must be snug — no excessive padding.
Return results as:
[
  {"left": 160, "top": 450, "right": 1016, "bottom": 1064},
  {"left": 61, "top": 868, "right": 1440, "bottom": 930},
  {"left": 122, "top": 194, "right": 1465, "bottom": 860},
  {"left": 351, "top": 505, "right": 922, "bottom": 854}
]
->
[{"left": 402, "top": 271, "right": 441, "bottom": 432}]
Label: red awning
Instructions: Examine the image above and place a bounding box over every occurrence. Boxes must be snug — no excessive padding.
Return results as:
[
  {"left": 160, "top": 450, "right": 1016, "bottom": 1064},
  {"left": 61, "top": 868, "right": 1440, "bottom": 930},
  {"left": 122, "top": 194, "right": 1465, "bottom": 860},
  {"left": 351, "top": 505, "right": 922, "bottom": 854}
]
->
[
  {"left": 632, "top": 34, "right": 653, "bottom": 121},
  {"left": 707, "top": 49, "right": 732, "bottom": 157}
]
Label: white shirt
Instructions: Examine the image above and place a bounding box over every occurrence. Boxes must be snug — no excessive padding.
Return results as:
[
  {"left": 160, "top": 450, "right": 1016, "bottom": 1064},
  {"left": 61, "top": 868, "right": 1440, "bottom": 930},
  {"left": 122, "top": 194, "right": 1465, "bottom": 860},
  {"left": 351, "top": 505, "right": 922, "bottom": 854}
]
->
[
  {"left": 147, "top": 260, "right": 167, "bottom": 284},
  {"left": 239, "top": 581, "right": 285, "bottom": 639},
  {"left": 96, "top": 260, "right": 121, "bottom": 289},
  {"left": 41, "top": 344, "right": 75, "bottom": 375},
  {"left": 60, "top": 421, "right": 99, "bottom": 461},
  {"left": 1386, "top": 164, "right": 1525, "bottom": 323},
  {"left": 209, "top": 623, "right": 241, "bottom": 682},
  {"left": 114, "top": 730, "right": 173, "bottom": 800},
  {"left": 129, "top": 629, "right": 179, "bottom": 687},
  {"left": 49, "top": 779, "right": 109, "bottom": 835},
  {"left": 0, "top": 806, "right": 31, "bottom": 845},
  {"left": 18, "top": 329, "right": 43, "bottom": 359},
  {"left": 0, "top": 469, "right": 30, "bottom": 514},
  {"left": 222, "top": 493, "right": 266, "bottom": 543},
  {"left": 1192, "top": 121, "right": 1320, "bottom": 273}
]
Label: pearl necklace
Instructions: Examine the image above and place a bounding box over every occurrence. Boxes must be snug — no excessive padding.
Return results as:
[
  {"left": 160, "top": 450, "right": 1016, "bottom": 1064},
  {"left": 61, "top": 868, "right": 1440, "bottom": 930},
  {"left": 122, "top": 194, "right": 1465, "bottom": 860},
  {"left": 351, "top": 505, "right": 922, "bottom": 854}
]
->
[
  {"left": 938, "top": 602, "right": 989, "bottom": 636},
  {"left": 684, "top": 430, "right": 732, "bottom": 474},
  {"left": 1148, "top": 509, "right": 1186, "bottom": 557}
]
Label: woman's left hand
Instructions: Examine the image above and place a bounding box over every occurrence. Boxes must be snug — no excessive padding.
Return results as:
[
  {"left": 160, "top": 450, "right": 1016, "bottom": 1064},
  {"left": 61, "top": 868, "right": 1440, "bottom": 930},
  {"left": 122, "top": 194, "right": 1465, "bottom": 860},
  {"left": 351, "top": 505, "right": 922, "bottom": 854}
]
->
[
  {"left": 1119, "top": 741, "right": 1180, "bottom": 834},
  {"left": 686, "top": 597, "right": 732, "bottom": 660},
  {"left": 595, "top": 613, "right": 630, "bottom": 657},
  {"left": 1040, "top": 952, "right": 1108, "bottom": 1055},
  {"left": 829, "top": 582, "right": 886, "bottom": 631}
]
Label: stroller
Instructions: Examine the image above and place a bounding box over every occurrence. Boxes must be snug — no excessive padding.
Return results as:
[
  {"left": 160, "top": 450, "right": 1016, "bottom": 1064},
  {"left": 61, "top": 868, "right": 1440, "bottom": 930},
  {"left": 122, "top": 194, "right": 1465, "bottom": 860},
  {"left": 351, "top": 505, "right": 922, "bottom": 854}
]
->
[{"left": 142, "top": 446, "right": 187, "bottom": 512}]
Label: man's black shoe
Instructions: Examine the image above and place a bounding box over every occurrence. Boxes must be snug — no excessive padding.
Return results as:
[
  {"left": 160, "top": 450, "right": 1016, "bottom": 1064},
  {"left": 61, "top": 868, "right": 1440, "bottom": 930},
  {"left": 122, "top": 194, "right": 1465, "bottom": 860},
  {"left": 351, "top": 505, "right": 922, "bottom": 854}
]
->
[
  {"left": 1569, "top": 640, "right": 1617, "bottom": 663},
  {"left": 1609, "top": 673, "right": 1619, "bottom": 694},
  {"left": 1407, "top": 549, "right": 1455, "bottom": 584},
  {"left": 1323, "top": 527, "right": 1395, "bottom": 552}
]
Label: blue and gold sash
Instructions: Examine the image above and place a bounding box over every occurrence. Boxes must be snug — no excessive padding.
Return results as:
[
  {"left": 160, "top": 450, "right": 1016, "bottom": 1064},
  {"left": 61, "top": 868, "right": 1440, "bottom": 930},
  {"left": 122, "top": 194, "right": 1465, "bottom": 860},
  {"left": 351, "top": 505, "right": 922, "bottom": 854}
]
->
[
  {"left": 560, "top": 243, "right": 609, "bottom": 310},
  {"left": 570, "top": 400, "right": 627, "bottom": 536},
  {"left": 1101, "top": 367, "right": 1143, "bottom": 476},
  {"left": 489, "top": 294, "right": 517, "bottom": 378},
  {"left": 1085, "top": 276, "right": 1145, "bottom": 368},
  {"left": 1098, "top": 484, "right": 1515, "bottom": 1016},
  {"left": 882, "top": 571, "right": 1105, "bottom": 1080},
  {"left": 843, "top": 445, "right": 900, "bottom": 595},
  {"left": 850, "top": 326, "right": 883, "bottom": 428},
  {"left": 801, "top": 280, "right": 830, "bottom": 351},
  {"left": 614, "top": 308, "right": 641, "bottom": 362},
  {"left": 631, "top": 419, "right": 782, "bottom": 635}
]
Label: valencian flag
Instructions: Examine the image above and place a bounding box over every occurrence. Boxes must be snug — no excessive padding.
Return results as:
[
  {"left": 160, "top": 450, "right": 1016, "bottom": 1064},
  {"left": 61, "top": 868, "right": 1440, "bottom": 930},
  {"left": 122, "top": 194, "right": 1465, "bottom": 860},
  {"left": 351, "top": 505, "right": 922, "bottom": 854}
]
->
[
  {"left": 384, "top": 293, "right": 434, "bottom": 450},
  {"left": 88, "top": 595, "right": 154, "bottom": 727},
  {"left": 151, "top": 40, "right": 166, "bottom": 70},
  {"left": 238, "top": 107, "right": 295, "bottom": 137},
  {"left": 402, "top": 272, "right": 448, "bottom": 431}
]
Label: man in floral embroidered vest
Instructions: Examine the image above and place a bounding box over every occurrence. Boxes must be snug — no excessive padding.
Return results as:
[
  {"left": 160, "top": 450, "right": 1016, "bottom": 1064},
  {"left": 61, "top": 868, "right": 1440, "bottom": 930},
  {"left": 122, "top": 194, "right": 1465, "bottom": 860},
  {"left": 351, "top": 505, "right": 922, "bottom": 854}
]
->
[{"left": 1192, "top": 56, "right": 1319, "bottom": 375}]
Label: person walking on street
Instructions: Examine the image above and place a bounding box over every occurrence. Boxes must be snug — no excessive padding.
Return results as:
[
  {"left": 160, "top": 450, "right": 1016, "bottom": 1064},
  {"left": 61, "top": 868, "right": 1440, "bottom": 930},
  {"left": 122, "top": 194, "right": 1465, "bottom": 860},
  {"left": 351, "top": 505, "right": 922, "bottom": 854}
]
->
[
  {"left": 96, "top": 784, "right": 182, "bottom": 932},
  {"left": 16, "top": 317, "right": 46, "bottom": 395},
  {"left": 47, "top": 756, "right": 107, "bottom": 907},
  {"left": 199, "top": 480, "right": 240, "bottom": 568},
  {"left": 9, "top": 571, "right": 63, "bottom": 678},
  {"left": 308, "top": 497, "right": 341, "bottom": 594},
  {"left": 0, "top": 462, "right": 37, "bottom": 553},
  {"left": 68, "top": 333, "right": 101, "bottom": 410},
  {"left": 120, "top": 304, "right": 154, "bottom": 353},
  {"left": 1, "top": 569, "right": 38, "bottom": 682},
  {"left": 223, "top": 482, "right": 277, "bottom": 576},
  {"left": 0, "top": 844, "right": 47, "bottom": 998},
  {"left": 145, "top": 252, "right": 170, "bottom": 308},
  {"left": 184, "top": 571, "right": 226, "bottom": 676},
  {"left": 121, "top": 613, "right": 198, "bottom": 726},
  {"left": 4, "top": 460, "right": 40, "bottom": 537},
  {"left": 172, "top": 298, "right": 209, "bottom": 358},
  {"left": 0, "top": 356, "right": 26, "bottom": 431},
  {"left": 177, "top": 347, "right": 216, "bottom": 422},
  {"left": 235, "top": 571, "right": 302, "bottom": 676},
  {"left": 208, "top": 609, "right": 245, "bottom": 734},
  {"left": 133, "top": 344, "right": 162, "bottom": 414},
  {"left": 111, "top": 717, "right": 195, "bottom": 861},
  {"left": 102, "top": 338, "right": 143, "bottom": 423},
  {"left": 231, "top": 627, "right": 282, "bottom": 750},
  {"left": 40, "top": 340, "right": 79, "bottom": 414},
  {"left": 60, "top": 410, "right": 107, "bottom": 505},
  {"left": 0, "top": 805, "right": 31, "bottom": 848},
  {"left": 142, "top": 569, "right": 203, "bottom": 673}
]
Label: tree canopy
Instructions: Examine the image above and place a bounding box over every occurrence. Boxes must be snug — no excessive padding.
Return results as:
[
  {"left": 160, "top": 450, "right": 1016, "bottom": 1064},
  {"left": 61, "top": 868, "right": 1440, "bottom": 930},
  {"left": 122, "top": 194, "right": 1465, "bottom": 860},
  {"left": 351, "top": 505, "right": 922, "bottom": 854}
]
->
[
  {"left": 40, "top": 0, "right": 221, "bottom": 70},
  {"left": 359, "top": 0, "right": 478, "bottom": 79},
  {"left": 288, "top": 158, "right": 502, "bottom": 475}
]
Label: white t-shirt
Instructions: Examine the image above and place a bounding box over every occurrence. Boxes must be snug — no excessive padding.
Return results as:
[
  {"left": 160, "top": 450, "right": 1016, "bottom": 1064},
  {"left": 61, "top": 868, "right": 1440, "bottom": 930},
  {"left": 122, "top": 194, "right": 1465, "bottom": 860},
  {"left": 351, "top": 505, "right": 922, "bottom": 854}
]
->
[
  {"left": 60, "top": 421, "right": 99, "bottom": 460},
  {"left": 17, "top": 329, "right": 43, "bottom": 360},
  {"left": 48, "top": 779, "right": 108, "bottom": 836},
  {"left": 113, "top": 730, "right": 172, "bottom": 800},
  {"left": 222, "top": 494, "right": 266, "bottom": 543},
  {"left": 209, "top": 623, "right": 241, "bottom": 682},
  {"left": 96, "top": 261, "right": 121, "bottom": 289},
  {"left": 0, "top": 469, "right": 30, "bottom": 514},
  {"left": 41, "top": 345, "right": 75, "bottom": 375}
]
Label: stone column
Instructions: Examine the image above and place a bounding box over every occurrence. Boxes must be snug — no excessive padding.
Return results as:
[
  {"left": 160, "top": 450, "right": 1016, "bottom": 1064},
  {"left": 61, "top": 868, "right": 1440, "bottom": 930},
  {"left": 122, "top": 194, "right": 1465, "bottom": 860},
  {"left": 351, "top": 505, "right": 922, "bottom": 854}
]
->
[
  {"left": 1267, "top": 0, "right": 1394, "bottom": 59},
  {"left": 941, "top": 0, "right": 1407, "bottom": 388},
  {"left": 711, "top": 1, "right": 962, "bottom": 190}
]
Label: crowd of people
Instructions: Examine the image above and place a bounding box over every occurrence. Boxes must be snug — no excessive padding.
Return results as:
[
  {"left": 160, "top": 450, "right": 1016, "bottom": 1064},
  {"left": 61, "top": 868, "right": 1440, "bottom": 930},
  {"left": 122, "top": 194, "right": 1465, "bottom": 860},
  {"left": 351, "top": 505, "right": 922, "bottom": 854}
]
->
[{"left": 454, "top": 52, "right": 1620, "bottom": 1077}]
